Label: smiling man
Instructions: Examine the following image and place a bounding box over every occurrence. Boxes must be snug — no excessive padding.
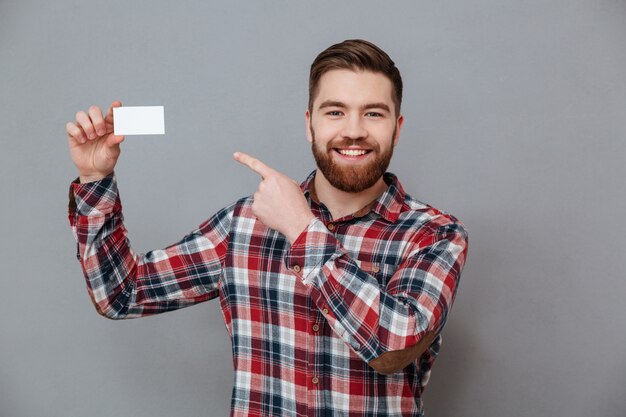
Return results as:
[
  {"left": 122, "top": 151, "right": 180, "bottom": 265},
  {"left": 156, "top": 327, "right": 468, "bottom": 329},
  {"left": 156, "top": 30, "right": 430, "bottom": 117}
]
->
[{"left": 67, "top": 39, "right": 469, "bottom": 417}]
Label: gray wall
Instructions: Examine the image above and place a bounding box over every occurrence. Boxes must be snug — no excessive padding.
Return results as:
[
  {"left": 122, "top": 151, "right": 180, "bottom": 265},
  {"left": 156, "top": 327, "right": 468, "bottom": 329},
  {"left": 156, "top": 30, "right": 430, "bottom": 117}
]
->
[{"left": 1, "top": 1, "right": 625, "bottom": 416}]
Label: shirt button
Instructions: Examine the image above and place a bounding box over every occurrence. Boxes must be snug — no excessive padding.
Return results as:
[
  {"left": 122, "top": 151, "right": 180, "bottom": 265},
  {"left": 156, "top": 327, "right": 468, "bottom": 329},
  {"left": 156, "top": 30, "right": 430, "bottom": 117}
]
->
[
  {"left": 312, "top": 324, "right": 320, "bottom": 332},
  {"left": 322, "top": 308, "right": 329, "bottom": 315},
  {"left": 312, "top": 377, "right": 319, "bottom": 385},
  {"left": 292, "top": 265, "right": 301, "bottom": 273},
  {"left": 327, "top": 223, "right": 335, "bottom": 231},
  {"left": 372, "top": 264, "right": 380, "bottom": 273}
]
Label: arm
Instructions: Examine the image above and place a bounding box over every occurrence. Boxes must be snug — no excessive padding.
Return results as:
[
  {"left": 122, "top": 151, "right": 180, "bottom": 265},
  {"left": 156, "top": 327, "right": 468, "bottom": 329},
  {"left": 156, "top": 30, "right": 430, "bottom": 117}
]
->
[
  {"left": 369, "top": 330, "right": 437, "bottom": 375},
  {"left": 68, "top": 174, "right": 232, "bottom": 319},
  {"left": 66, "top": 103, "right": 232, "bottom": 319},
  {"left": 231, "top": 152, "right": 468, "bottom": 373},
  {"left": 285, "top": 218, "right": 468, "bottom": 371}
]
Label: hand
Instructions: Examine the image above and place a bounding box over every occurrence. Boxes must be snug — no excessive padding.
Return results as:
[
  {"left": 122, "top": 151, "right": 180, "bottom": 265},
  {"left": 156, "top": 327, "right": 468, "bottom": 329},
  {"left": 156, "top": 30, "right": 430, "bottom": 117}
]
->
[
  {"left": 369, "top": 331, "right": 437, "bottom": 375},
  {"left": 66, "top": 101, "right": 124, "bottom": 183},
  {"left": 234, "top": 152, "right": 316, "bottom": 243}
]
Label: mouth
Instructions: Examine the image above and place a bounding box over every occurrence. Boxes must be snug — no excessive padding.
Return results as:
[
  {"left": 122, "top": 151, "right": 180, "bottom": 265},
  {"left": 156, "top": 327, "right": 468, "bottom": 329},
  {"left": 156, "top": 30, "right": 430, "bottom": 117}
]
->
[{"left": 333, "top": 148, "right": 373, "bottom": 160}]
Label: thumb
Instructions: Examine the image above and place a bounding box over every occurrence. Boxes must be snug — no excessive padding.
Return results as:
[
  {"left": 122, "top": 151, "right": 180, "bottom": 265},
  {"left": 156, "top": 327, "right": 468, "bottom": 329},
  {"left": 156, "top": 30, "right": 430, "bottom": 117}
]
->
[
  {"left": 104, "top": 133, "right": 125, "bottom": 148},
  {"left": 105, "top": 100, "right": 122, "bottom": 125}
]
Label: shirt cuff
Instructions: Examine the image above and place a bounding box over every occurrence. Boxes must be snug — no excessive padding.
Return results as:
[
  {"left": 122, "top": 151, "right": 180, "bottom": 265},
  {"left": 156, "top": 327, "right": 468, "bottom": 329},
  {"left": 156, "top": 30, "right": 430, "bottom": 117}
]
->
[
  {"left": 68, "top": 173, "right": 119, "bottom": 216},
  {"left": 284, "top": 217, "right": 343, "bottom": 284}
]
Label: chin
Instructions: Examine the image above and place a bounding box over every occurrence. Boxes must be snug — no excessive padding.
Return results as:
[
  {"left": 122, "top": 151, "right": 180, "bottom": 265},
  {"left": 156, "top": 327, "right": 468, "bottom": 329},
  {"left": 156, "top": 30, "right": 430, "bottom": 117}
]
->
[{"left": 314, "top": 149, "right": 393, "bottom": 193}]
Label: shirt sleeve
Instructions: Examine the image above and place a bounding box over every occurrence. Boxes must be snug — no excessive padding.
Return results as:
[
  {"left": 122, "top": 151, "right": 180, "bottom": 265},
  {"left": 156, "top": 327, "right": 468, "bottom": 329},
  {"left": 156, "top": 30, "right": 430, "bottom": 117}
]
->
[
  {"left": 284, "top": 217, "right": 468, "bottom": 363},
  {"left": 68, "top": 174, "right": 233, "bottom": 319}
]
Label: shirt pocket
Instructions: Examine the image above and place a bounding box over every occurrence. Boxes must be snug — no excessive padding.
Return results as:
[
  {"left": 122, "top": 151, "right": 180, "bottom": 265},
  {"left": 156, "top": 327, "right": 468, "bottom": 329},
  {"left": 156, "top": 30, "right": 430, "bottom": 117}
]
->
[{"left": 354, "top": 258, "right": 398, "bottom": 287}]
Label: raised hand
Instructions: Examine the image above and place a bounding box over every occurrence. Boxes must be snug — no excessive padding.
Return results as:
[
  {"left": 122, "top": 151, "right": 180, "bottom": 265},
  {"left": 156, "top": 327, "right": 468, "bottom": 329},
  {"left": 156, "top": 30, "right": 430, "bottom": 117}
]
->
[
  {"left": 66, "top": 101, "right": 124, "bottom": 183},
  {"left": 234, "top": 152, "right": 315, "bottom": 243}
]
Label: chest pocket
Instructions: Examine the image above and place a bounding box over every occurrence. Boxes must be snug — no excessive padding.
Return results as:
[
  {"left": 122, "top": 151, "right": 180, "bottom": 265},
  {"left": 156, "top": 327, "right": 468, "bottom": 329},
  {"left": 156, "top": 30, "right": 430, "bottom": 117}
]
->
[{"left": 354, "top": 258, "right": 398, "bottom": 287}]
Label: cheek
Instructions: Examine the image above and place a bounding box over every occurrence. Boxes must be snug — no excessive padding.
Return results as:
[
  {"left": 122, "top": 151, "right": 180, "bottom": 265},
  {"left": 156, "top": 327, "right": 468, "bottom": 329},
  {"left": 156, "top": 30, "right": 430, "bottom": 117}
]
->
[
  {"left": 372, "top": 125, "right": 398, "bottom": 145},
  {"left": 372, "top": 121, "right": 397, "bottom": 135},
  {"left": 311, "top": 123, "right": 338, "bottom": 145}
]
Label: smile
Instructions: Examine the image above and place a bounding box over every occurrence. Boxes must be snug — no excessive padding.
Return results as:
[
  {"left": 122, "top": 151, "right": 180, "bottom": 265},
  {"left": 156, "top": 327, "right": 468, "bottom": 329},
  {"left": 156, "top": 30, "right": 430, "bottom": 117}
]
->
[{"left": 334, "top": 148, "right": 372, "bottom": 157}]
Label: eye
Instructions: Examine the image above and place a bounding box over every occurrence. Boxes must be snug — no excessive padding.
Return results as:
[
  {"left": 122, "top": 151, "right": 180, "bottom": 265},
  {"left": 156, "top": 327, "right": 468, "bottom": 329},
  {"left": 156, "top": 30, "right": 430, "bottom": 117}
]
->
[
  {"left": 326, "top": 111, "right": 343, "bottom": 117},
  {"left": 366, "top": 112, "right": 383, "bottom": 118}
]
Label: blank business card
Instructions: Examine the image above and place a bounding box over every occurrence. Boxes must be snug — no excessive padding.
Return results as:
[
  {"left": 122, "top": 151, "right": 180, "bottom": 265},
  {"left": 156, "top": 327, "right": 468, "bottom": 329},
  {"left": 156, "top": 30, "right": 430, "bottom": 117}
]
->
[{"left": 113, "top": 106, "right": 165, "bottom": 135}]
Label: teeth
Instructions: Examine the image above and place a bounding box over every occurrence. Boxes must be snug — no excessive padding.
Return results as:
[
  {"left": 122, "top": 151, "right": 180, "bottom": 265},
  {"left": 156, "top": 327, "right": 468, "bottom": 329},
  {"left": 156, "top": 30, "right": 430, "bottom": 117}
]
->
[{"left": 338, "top": 149, "right": 368, "bottom": 156}]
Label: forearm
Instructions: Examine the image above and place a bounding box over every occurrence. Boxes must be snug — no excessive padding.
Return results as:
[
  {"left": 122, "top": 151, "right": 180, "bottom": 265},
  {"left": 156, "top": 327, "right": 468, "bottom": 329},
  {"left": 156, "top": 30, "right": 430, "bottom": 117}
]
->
[
  {"left": 285, "top": 218, "right": 468, "bottom": 363},
  {"left": 68, "top": 175, "right": 227, "bottom": 319},
  {"left": 298, "top": 249, "right": 431, "bottom": 360}
]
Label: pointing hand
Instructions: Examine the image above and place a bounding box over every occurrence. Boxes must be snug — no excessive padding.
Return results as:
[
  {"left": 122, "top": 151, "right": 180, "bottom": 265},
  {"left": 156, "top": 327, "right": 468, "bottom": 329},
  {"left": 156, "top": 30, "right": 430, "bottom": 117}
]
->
[{"left": 234, "top": 152, "right": 315, "bottom": 243}]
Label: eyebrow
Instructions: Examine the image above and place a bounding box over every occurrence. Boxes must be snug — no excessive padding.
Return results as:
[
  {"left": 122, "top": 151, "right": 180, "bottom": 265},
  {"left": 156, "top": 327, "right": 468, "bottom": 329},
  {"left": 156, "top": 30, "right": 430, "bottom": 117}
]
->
[{"left": 318, "top": 100, "right": 391, "bottom": 113}]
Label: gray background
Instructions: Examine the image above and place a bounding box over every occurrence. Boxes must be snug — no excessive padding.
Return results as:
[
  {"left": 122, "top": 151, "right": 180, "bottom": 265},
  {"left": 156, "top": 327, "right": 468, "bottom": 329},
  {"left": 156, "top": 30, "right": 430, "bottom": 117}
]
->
[{"left": 1, "top": 1, "right": 625, "bottom": 416}]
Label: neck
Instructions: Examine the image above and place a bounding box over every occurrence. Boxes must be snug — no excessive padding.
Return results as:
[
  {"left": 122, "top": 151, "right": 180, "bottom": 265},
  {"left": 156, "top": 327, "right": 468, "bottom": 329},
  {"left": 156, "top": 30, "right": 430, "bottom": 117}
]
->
[{"left": 313, "top": 169, "right": 388, "bottom": 220}]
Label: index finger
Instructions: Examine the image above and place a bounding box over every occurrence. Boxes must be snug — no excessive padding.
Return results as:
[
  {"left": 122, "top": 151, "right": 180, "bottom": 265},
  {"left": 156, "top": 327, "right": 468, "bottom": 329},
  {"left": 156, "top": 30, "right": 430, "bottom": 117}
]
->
[{"left": 233, "top": 152, "right": 276, "bottom": 178}]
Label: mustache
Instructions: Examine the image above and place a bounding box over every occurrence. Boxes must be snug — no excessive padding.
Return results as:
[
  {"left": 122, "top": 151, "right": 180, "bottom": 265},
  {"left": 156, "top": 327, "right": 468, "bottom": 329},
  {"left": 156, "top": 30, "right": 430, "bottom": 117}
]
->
[
  {"left": 325, "top": 139, "right": 379, "bottom": 151},
  {"left": 309, "top": 127, "right": 382, "bottom": 151}
]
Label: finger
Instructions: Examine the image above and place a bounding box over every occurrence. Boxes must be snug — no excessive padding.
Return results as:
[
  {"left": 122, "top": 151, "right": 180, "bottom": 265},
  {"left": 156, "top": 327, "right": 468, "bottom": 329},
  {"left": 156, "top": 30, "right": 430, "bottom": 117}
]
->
[
  {"left": 104, "top": 101, "right": 122, "bottom": 127},
  {"left": 66, "top": 121, "right": 86, "bottom": 144},
  {"left": 88, "top": 105, "right": 106, "bottom": 137},
  {"left": 104, "top": 132, "right": 125, "bottom": 148},
  {"left": 233, "top": 152, "right": 276, "bottom": 178},
  {"left": 76, "top": 110, "right": 96, "bottom": 140}
]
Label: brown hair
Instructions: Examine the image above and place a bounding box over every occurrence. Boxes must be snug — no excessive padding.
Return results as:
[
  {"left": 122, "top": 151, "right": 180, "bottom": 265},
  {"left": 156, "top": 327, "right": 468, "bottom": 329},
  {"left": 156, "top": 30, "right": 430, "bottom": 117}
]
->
[{"left": 308, "top": 39, "right": 403, "bottom": 116}]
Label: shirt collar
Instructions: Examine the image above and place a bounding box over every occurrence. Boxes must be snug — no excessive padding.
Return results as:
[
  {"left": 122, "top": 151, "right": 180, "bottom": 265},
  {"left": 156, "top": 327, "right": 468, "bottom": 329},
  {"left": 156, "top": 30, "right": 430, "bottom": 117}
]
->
[{"left": 300, "top": 170, "right": 405, "bottom": 223}]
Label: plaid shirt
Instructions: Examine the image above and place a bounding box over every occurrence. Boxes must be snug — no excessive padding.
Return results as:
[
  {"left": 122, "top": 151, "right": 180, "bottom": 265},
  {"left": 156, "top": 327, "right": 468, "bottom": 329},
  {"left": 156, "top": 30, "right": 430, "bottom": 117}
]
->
[{"left": 68, "top": 170, "right": 468, "bottom": 417}]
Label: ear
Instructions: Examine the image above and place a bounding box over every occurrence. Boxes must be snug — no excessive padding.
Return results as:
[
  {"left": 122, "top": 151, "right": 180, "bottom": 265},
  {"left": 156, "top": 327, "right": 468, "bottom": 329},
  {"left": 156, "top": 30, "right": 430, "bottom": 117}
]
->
[
  {"left": 393, "top": 114, "right": 404, "bottom": 146},
  {"left": 305, "top": 110, "right": 313, "bottom": 144}
]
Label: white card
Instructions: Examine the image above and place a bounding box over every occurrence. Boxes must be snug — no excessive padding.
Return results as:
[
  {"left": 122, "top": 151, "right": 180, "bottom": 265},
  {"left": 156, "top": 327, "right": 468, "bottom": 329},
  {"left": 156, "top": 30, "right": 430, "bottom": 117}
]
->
[{"left": 113, "top": 106, "right": 165, "bottom": 135}]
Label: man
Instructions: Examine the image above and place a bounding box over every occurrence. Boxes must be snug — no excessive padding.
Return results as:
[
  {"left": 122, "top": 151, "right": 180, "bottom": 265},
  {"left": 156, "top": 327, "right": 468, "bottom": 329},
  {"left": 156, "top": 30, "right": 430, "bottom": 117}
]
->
[{"left": 66, "top": 39, "right": 468, "bottom": 416}]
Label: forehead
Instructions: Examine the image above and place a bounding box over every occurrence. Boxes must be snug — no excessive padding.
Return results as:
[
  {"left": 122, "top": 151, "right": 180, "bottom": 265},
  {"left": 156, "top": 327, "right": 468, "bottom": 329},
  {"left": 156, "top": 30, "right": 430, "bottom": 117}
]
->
[{"left": 314, "top": 69, "right": 395, "bottom": 109}]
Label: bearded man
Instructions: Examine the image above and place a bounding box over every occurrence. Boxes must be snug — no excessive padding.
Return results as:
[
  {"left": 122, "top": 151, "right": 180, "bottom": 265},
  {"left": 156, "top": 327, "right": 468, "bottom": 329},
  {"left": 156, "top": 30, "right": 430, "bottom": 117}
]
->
[{"left": 66, "top": 39, "right": 469, "bottom": 417}]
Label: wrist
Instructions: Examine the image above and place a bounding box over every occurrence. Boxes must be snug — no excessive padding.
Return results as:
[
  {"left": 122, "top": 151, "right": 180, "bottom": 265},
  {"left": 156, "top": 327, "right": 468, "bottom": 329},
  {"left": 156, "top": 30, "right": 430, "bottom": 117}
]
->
[
  {"left": 79, "top": 171, "right": 112, "bottom": 184},
  {"left": 285, "top": 214, "right": 316, "bottom": 244}
]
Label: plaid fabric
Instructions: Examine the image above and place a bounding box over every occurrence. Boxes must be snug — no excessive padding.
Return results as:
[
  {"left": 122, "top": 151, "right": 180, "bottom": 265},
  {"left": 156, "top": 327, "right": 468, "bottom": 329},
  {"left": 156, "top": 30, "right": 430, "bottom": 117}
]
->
[{"left": 68, "top": 171, "right": 468, "bottom": 417}]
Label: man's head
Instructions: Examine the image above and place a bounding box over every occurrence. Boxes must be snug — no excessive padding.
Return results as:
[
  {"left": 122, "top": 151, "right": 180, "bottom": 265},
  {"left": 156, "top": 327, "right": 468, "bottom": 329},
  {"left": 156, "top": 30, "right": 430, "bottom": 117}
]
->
[
  {"left": 306, "top": 40, "right": 404, "bottom": 193},
  {"left": 308, "top": 39, "right": 403, "bottom": 118}
]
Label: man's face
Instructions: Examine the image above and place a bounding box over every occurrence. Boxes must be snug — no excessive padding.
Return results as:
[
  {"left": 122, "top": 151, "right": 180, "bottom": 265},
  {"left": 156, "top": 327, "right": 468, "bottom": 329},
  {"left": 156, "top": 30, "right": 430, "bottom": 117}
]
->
[{"left": 306, "top": 69, "right": 404, "bottom": 193}]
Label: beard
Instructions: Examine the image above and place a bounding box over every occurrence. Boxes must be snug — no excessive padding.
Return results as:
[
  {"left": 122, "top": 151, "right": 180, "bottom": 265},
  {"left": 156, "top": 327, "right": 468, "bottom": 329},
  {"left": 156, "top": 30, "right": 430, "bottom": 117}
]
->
[{"left": 310, "top": 126, "right": 395, "bottom": 193}]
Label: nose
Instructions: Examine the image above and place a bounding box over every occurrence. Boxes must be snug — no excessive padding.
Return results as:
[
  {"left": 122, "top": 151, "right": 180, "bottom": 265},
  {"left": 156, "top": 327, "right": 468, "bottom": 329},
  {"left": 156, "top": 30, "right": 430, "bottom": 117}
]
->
[{"left": 340, "top": 114, "right": 367, "bottom": 140}]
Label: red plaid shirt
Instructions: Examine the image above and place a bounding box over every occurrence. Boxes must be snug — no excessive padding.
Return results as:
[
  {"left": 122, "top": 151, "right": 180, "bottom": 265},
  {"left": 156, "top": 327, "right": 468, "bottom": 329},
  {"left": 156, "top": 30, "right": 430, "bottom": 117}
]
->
[{"left": 68, "top": 171, "right": 468, "bottom": 417}]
